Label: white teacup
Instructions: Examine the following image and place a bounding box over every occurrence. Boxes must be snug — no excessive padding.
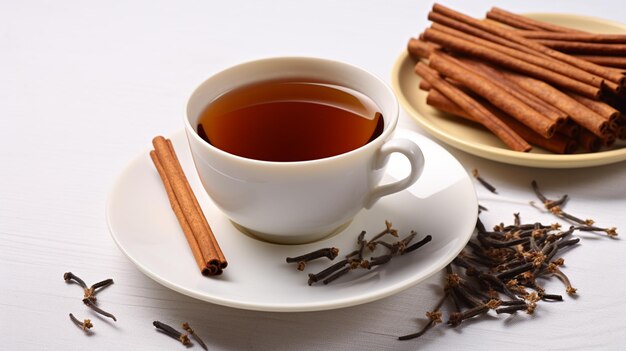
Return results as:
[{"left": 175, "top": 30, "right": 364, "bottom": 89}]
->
[{"left": 184, "top": 57, "right": 424, "bottom": 244}]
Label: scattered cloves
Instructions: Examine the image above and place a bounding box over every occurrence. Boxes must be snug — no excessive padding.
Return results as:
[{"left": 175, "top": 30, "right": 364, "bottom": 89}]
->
[
  {"left": 293, "top": 221, "right": 431, "bottom": 286},
  {"left": 64, "top": 272, "right": 117, "bottom": 324},
  {"left": 531, "top": 180, "right": 615, "bottom": 237},
  {"left": 399, "top": 179, "right": 617, "bottom": 340}
]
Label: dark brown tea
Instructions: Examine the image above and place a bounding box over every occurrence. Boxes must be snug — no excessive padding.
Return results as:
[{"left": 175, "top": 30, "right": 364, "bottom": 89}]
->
[{"left": 196, "top": 79, "right": 383, "bottom": 162}]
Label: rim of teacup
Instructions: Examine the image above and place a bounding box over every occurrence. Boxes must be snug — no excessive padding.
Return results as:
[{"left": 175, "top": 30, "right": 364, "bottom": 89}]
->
[{"left": 183, "top": 56, "right": 399, "bottom": 167}]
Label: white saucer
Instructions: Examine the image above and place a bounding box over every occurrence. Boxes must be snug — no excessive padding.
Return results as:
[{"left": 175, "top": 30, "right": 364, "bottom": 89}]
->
[{"left": 106, "top": 128, "right": 477, "bottom": 312}]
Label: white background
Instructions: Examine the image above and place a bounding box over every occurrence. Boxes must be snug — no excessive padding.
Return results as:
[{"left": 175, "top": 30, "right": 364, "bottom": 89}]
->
[{"left": 1, "top": 0, "right": 625, "bottom": 350}]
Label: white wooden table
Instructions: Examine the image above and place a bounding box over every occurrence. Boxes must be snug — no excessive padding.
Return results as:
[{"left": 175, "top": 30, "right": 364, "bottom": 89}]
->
[{"left": 2, "top": 1, "right": 625, "bottom": 349}]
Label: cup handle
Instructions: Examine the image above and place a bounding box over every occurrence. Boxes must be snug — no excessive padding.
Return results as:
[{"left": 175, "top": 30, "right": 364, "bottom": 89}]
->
[{"left": 365, "top": 138, "right": 425, "bottom": 209}]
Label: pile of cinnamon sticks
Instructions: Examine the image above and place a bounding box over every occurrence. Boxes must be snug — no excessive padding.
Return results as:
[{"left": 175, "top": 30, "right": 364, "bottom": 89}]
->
[{"left": 409, "top": 4, "right": 626, "bottom": 153}]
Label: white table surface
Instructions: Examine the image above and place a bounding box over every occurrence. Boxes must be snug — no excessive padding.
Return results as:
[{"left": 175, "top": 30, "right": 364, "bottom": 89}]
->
[{"left": 2, "top": 1, "right": 626, "bottom": 350}]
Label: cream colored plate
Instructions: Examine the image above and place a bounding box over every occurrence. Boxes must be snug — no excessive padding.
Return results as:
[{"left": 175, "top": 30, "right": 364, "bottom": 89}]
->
[{"left": 391, "top": 14, "right": 626, "bottom": 168}]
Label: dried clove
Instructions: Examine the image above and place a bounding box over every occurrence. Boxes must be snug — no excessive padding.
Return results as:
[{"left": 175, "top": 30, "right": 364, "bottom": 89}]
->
[
  {"left": 574, "top": 225, "right": 618, "bottom": 238},
  {"left": 182, "top": 322, "right": 208, "bottom": 350},
  {"left": 322, "top": 266, "right": 352, "bottom": 285},
  {"left": 307, "top": 259, "right": 349, "bottom": 286},
  {"left": 448, "top": 304, "right": 489, "bottom": 327},
  {"left": 85, "top": 278, "right": 115, "bottom": 303},
  {"left": 64, "top": 272, "right": 88, "bottom": 290},
  {"left": 398, "top": 292, "right": 448, "bottom": 340},
  {"left": 69, "top": 313, "right": 93, "bottom": 332},
  {"left": 402, "top": 235, "right": 432, "bottom": 254},
  {"left": 83, "top": 298, "right": 117, "bottom": 322},
  {"left": 153, "top": 321, "right": 190, "bottom": 346},
  {"left": 64, "top": 272, "right": 114, "bottom": 303},
  {"left": 472, "top": 169, "right": 497, "bottom": 194},
  {"left": 286, "top": 247, "right": 339, "bottom": 271}
]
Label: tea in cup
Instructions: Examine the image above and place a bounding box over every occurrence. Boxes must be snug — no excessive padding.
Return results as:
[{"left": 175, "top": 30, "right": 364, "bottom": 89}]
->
[{"left": 184, "top": 57, "right": 424, "bottom": 244}]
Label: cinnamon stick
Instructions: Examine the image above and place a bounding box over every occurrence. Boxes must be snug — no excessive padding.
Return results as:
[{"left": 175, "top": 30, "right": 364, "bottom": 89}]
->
[
  {"left": 457, "top": 57, "right": 568, "bottom": 126},
  {"left": 573, "top": 55, "right": 626, "bottom": 69},
  {"left": 166, "top": 139, "right": 227, "bottom": 268},
  {"left": 415, "top": 62, "right": 531, "bottom": 152},
  {"left": 568, "top": 93, "right": 620, "bottom": 124},
  {"left": 427, "top": 52, "right": 557, "bottom": 138},
  {"left": 487, "top": 7, "right": 585, "bottom": 33},
  {"left": 422, "top": 27, "right": 603, "bottom": 98},
  {"left": 407, "top": 38, "right": 439, "bottom": 59},
  {"left": 534, "top": 39, "right": 626, "bottom": 55},
  {"left": 432, "top": 3, "right": 625, "bottom": 86},
  {"left": 150, "top": 151, "right": 207, "bottom": 273},
  {"left": 499, "top": 72, "right": 609, "bottom": 137},
  {"left": 426, "top": 89, "right": 577, "bottom": 154},
  {"left": 151, "top": 136, "right": 227, "bottom": 275},
  {"left": 484, "top": 11, "right": 544, "bottom": 31},
  {"left": 516, "top": 30, "right": 626, "bottom": 44},
  {"left": 419, "top": 79, "right": 433, "bottom": 91}
]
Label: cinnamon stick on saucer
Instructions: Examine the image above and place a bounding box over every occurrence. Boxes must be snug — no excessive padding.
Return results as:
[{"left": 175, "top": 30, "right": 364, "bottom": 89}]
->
[{"left": 150, "top": 136, "right": 227, "bottom": 276}]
